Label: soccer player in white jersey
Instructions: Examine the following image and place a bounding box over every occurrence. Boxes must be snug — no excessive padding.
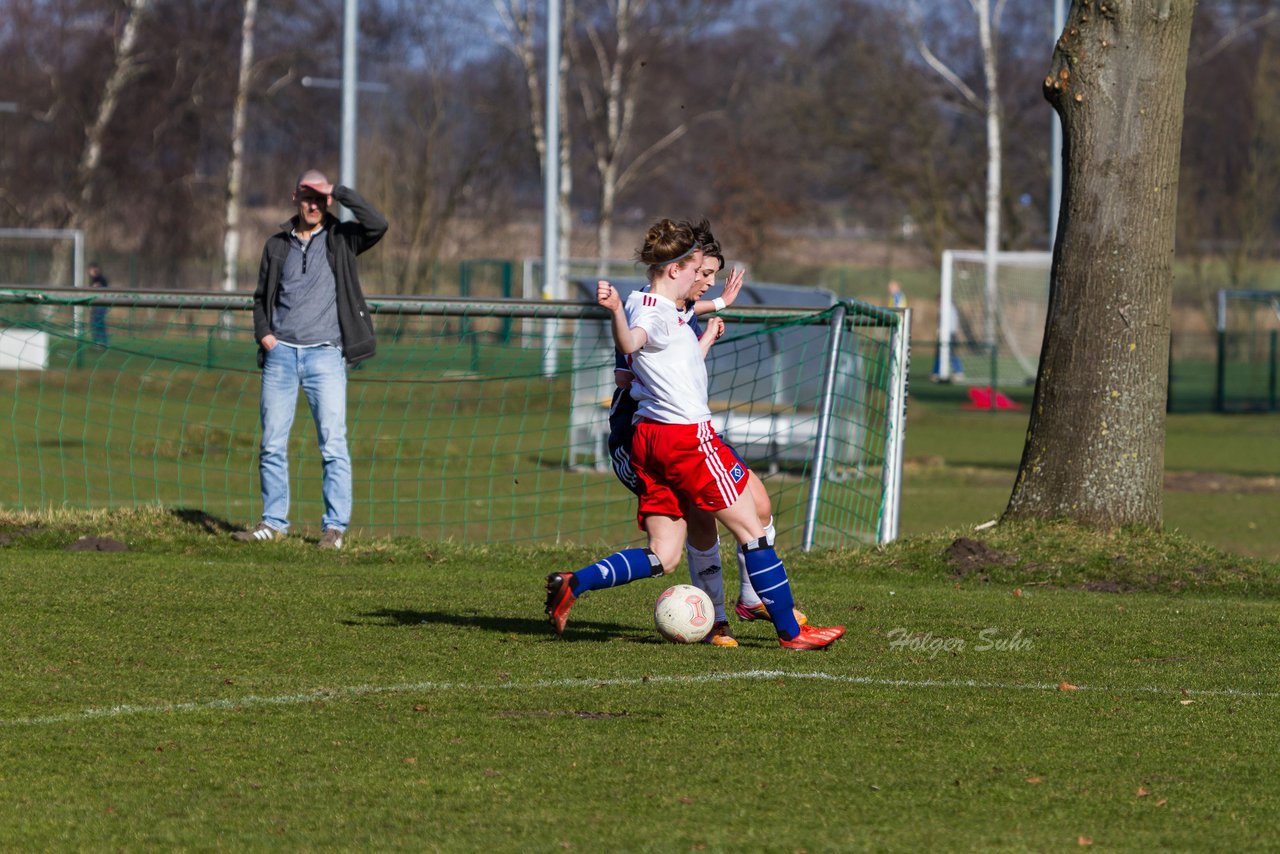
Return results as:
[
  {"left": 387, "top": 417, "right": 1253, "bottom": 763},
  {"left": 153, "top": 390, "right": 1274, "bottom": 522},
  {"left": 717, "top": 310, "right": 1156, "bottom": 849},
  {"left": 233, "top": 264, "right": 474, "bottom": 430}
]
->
[
  {"left": 544, "top": 218, "right": 844, "bottom": 651},
  {"left": 608, "top": 222, "right": 806, "bottom": 646}
]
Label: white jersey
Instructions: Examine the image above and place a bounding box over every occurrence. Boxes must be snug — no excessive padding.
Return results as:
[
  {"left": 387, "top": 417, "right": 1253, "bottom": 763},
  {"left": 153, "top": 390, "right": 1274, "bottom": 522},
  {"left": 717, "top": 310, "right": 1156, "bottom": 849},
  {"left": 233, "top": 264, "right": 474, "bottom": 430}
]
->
[{"left": 623, "top": 290, "right": 711, "bottom": 425}]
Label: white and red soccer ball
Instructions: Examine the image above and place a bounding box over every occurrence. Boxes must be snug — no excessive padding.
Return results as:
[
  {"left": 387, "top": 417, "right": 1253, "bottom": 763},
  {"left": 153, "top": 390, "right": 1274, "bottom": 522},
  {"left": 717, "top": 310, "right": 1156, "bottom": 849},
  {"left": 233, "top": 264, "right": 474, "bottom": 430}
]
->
[{"left": 653, "top": 584, "right": 713, "bottom": 644}]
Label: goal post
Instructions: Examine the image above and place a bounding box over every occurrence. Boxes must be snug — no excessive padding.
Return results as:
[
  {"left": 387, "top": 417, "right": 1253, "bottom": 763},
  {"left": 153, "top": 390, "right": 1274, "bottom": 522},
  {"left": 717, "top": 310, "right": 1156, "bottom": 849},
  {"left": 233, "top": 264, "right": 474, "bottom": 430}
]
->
[
  {"left": 1215, "top": 288, "right": 1280, "bottom": 412},
  {"left": 0, "top": 228, "right": 85, "bottom": 289},
  {"left": 0, "top": 286, "right": 908, "bottom": 550},
  {"left": 937, "top": 249, "right": 1051, "bottom": 387}
]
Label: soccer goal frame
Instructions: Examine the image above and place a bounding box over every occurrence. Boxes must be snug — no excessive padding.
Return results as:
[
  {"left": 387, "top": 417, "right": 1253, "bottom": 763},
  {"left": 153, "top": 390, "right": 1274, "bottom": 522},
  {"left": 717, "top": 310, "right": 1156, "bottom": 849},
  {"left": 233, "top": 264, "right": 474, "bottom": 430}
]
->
[
  {"left": 1215, "top": 288, "right": 1280, "bottom": 412},
  {"left": 0, "top": 228, "right": 85, "bottom": 289},
  {"left": 937, "top": 249, "right": 1051, "bottom": 387},
  {"left": 0, "top": 287, "right": 909, "bottom": 550}
]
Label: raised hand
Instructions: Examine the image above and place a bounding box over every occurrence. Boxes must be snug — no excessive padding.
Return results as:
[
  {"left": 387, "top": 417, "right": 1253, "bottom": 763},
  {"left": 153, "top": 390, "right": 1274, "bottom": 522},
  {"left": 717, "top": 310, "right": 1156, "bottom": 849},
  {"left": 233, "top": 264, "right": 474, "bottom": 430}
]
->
[
  {"left": 596, "top": 280, "right": 621, "bottom": 311},
  {"left": 701, "top": 316, "right": 725, "bottom": 342},
  {"left": 720, "top": 267, "right": 745, "bottom": 307},
  {"left": 299, "top": 177, "right": 334, "bottom": 196}
]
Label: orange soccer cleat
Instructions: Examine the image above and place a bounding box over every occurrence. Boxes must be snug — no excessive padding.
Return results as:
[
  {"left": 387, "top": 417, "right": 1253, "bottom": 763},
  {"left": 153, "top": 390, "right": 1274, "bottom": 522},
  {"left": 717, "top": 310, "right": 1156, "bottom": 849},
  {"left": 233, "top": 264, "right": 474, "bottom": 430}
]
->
[
  {"left": 778, "top": 624, "right": 845, "bottom": 651},
  {"left": 701, "top": 621, "right": 739, "bottom": 648},
  {"left": 544, "top": 572, "right": 577, "bottom": 636},
  {"left": 734, "top": 600, "right": 808, "bottom": 626}
]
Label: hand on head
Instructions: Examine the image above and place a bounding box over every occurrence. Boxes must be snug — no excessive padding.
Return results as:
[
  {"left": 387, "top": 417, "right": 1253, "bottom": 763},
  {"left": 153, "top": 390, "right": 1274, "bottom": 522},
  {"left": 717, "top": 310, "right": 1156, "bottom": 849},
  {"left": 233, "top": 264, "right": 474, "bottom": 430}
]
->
[
  {"left": 296, "top": 169, "right": 333, "bottom": 197},
  {"left": 299, "top": 177, "right": 333, "bottom": 197}
]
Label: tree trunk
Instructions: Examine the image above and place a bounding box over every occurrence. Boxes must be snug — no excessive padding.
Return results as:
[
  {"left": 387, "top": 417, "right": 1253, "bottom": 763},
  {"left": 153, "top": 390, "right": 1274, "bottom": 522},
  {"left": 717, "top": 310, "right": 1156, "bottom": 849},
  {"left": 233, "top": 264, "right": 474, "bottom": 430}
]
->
[
  {"left": 68, "top": 0, "right": 153, "bottom": 233},
  {"left": 1005, "top": 0, "right": 1195, "bottom": 528},
  {"left": 222, "top": 0, "right": 258, "bottom": 294}
]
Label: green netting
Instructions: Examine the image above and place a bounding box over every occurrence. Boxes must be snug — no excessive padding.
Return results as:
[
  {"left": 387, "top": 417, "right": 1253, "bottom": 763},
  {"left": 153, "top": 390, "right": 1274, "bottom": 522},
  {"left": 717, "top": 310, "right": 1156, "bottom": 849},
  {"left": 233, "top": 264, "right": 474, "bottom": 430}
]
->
[
  {"left": 1217, "top": 290, "right": 1280, "bottom": 412},
  {"left": 0, "top": 288, "right": 906, "bottom": 548}
]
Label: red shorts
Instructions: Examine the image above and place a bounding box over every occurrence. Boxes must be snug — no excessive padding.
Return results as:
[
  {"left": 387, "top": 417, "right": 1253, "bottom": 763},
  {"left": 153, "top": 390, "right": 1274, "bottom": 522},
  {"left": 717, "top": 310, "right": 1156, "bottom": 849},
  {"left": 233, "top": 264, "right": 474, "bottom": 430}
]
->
[{"left": 630, "top": 420, "right": 750, "bottom": 528}]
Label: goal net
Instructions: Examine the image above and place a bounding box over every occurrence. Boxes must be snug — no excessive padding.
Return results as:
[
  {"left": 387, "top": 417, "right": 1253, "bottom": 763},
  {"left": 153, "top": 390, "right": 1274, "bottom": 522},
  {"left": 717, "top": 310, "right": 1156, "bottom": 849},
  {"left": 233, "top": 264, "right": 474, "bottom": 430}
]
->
[
  {"left": 937, "top": 249, "right": 1051, "bottom": 387},
  {"left": 0, "top": 286, "right": 909, "bottom": 550},
  {"left": 1216, "top": 288, "right": 1280, "bottom": 412}
]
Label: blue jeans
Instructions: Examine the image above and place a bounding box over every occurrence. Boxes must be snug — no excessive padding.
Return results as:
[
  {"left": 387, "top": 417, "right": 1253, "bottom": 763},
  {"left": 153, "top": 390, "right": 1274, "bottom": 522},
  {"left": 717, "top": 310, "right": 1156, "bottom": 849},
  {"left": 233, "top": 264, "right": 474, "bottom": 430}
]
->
[
  {"left": 90, "top": 307, "right": 109, "bottom": 346},
  {"left": 259, "top": 343, "right": 351, "bottom": 533}
]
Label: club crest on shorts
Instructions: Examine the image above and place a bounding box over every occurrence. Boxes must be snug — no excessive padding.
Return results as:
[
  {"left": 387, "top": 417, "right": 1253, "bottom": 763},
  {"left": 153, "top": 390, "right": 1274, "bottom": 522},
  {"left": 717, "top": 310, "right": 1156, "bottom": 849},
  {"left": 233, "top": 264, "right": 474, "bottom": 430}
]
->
[{"left": 729, "top": 463, "right": 745, "bottom": 483}]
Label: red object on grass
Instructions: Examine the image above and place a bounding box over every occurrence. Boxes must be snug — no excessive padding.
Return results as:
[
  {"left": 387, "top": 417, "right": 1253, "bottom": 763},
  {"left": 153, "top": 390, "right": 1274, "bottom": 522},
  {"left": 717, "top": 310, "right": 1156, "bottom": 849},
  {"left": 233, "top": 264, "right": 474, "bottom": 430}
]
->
[{"left": 962, "top": 386, "right": 1023, "bottom": 410}]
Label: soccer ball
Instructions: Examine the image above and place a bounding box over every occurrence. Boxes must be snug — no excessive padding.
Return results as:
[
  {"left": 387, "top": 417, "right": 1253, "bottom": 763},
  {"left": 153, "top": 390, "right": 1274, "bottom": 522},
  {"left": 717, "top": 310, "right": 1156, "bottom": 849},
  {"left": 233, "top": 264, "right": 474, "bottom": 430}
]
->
[{"left": 653, "top": 584, "right": 714, "bottom": 644}]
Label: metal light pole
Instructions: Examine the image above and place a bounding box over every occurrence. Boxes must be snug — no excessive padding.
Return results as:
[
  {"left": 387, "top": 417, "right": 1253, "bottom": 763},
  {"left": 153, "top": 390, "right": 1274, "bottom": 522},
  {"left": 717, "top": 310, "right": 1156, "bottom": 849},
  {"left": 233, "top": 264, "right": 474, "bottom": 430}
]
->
[
  {"left": 541, "top": 0, "right": 562, "bottom": 377},
  {"left": 1050, "top": 0, "right": 1066, "bottom": 248},
  {"left": 340, "top": 0, "right": 358, "bottom": 219}
]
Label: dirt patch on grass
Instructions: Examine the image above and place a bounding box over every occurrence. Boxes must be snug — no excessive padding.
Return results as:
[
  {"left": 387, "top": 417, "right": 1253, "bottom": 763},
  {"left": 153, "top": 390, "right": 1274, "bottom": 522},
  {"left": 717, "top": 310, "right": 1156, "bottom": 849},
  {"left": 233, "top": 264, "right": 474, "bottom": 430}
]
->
[
  {"left": 945, "top": 537, "right": 1015, "bottom": 581},
  {"left": 67, "top": 536, "right": 128, "bottom": 552}
]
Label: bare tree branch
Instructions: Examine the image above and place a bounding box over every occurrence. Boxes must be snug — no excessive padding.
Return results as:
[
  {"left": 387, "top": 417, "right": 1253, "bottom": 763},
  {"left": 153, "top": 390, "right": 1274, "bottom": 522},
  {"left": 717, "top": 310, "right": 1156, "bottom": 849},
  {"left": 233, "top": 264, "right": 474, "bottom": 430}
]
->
[{"left": 1192, "top": 9, "right": 1278, "bottom": 67}]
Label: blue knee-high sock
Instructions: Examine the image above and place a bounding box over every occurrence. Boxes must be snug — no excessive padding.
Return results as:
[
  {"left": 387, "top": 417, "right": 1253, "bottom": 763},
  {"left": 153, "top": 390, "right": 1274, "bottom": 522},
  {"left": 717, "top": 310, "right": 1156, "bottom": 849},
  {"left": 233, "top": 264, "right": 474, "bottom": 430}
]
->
[
  {"left": 742, "top": 539, "right": 800, "bottom": 638},
  {"left": 572, "top": 548, "right": 663, "bottom": 595}
]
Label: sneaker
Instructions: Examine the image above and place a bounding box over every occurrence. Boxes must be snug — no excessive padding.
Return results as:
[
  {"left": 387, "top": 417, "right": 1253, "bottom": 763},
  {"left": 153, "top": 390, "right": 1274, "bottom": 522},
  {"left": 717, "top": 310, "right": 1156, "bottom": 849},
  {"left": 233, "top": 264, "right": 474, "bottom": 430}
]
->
[
  {"left": 734, "top": 600, "right": 808, "bottom": 626},
  {"left": 702, "top": 621, "right": 738, "bottom": 647},
  {"left": 318, "top": 528, "right": 344, "bottom": 550},
  {"left": 778, "top": 624, "right": 846, "bottom": 651},
  {"left": 545, "top": 572, "right": 577, "bottom": 636},
  {"left": 232, "top": 522, "right": 285, "bottom": 543}
]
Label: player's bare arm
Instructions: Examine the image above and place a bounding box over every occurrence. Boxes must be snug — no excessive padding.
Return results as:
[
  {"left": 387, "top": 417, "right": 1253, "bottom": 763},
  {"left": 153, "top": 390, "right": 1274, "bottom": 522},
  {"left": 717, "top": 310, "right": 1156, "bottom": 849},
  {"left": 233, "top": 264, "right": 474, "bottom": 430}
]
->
[{"left": 597, "top": 280, "right": 648, "bottom": 354}]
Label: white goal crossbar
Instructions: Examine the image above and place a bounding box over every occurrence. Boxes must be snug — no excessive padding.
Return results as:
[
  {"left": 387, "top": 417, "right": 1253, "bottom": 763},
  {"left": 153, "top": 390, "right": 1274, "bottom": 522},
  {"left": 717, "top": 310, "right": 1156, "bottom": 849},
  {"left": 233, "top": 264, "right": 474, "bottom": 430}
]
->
[{"left": 0, "top": 228, "right": 85, "bottom": 289}]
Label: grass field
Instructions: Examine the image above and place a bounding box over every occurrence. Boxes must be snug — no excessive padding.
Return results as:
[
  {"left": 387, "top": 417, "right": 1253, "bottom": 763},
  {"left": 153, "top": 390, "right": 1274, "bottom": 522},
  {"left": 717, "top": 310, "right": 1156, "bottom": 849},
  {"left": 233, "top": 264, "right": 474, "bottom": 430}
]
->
[
  {"left": 1, "top": 510, "right": 1279, "bottom": 851},
  {"left": 903, "top": 370, "right": 1280, "bottom": 559},
  {"left": 3, "top": 296, "right": 1279, "bottom": 849}
]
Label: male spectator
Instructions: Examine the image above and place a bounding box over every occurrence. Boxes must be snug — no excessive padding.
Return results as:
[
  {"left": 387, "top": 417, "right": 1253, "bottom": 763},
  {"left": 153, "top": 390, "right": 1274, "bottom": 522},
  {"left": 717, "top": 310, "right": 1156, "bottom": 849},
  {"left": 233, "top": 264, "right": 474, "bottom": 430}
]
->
[
  {"left": 87, "top": 261, "right": 109, "bottom": 347},
  {"left": 232, "top": 170, "right": 387, "bottom": 550}
]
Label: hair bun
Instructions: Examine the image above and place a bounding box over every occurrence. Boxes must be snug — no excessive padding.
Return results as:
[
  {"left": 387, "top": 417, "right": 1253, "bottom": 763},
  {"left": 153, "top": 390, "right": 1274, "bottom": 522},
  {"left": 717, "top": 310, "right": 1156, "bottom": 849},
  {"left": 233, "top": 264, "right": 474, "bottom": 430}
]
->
[{"left": 637, "top": 218, "right": 697, "bottom": 267}]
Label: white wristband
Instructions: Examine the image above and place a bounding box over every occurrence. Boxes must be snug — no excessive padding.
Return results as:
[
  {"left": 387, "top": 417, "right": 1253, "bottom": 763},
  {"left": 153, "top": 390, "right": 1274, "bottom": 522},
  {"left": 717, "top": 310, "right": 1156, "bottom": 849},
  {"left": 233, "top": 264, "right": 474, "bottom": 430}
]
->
[{"left": 712, "top": 297, "right": 727, "bottom": 312}]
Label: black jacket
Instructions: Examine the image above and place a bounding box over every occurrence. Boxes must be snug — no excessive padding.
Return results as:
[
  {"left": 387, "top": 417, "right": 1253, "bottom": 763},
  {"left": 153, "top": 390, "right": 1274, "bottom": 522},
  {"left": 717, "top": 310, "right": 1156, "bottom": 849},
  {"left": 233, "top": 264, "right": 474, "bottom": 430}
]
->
[{"left": 253, "top": 185, "right": 388, "bottom": 367}]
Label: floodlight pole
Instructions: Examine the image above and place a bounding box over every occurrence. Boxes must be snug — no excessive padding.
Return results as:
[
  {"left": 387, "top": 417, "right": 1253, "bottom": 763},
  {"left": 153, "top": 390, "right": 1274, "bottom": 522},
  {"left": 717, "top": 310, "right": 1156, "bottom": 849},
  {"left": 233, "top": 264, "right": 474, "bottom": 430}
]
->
[
  {"left": 340, "top": 0, "right": 358, "bottom": 221},
  {"left": 1050, "top": 0, "right": 1065, "bottom": 249},
  {"left": 541, "top": 0, "right": 562, "bottom": 377}
]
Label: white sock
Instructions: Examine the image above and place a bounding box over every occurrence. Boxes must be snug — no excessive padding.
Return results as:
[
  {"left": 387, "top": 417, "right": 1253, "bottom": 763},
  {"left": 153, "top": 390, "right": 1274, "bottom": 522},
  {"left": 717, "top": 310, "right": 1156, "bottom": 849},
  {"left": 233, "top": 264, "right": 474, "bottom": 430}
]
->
[
  {"left": 686, "top": 542, "right": 726, "bottom": 623},
  {"left": 738, "top": 517, "right": 776, "bottom": 608}
]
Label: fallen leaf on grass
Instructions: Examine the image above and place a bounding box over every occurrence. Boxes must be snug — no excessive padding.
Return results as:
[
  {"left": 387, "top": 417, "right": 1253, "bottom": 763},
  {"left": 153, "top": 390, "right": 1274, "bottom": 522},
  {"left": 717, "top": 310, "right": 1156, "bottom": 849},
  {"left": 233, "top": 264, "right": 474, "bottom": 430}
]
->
[
  {"left": 1077, "top": 836, "right": 1093, "bottom": 846},
  {"left": 1026, "top": 776, "right": 1042, "bottom": 785},
  {"left": 1136, "top": 787, "right": 1150, "bottom": 797},
  {"left": 1179, "top": 699, "right": 1195, "bottom": 706},
  {"left": 1013, "top": 588, "right": 1023, "bottom": 598},
  {"left": 1058, "top": 682, "right": 1080, "bottom": 691},
  {"left": 1156, "top": 799, "right": 1168, "bottom": 807}
]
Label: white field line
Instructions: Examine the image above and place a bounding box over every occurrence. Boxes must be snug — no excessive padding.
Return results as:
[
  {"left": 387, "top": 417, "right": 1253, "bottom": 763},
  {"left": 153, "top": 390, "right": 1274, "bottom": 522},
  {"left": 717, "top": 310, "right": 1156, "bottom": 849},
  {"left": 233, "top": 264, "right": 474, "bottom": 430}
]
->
[{"left": 2, "top": 669, "right": 1276, "bottom": 728}]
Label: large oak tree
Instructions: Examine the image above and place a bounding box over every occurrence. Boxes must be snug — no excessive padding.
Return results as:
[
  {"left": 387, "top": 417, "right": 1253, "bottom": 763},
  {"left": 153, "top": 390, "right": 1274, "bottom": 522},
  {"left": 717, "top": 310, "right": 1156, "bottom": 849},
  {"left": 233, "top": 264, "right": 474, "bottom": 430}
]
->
[{"left": 1005, "top": 0, "right": 1197, "bottom": 527}]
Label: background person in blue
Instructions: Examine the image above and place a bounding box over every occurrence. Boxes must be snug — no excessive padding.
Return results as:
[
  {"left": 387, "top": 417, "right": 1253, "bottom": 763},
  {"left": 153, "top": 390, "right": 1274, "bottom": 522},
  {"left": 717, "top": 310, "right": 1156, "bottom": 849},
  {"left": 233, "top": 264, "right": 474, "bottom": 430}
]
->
[
  {"left": 233, "top": 169, "right": 387, "bottom": 550},
  {"left": 87, "top": 261, "right": 109, "bottom": 347}
]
